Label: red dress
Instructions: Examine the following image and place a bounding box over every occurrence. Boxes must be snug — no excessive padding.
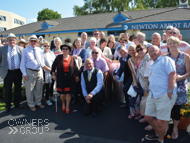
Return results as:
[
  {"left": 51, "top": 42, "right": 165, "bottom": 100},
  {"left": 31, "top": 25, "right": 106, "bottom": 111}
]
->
[{"left": 56, "top": 56, "right": 71, "bottom": 93}]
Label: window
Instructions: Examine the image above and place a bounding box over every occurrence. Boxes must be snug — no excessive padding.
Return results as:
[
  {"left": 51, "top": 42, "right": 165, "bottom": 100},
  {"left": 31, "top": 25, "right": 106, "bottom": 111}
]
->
[
  {"left": 0, "top": 27, "right": 7, "bottom": 32},
  {"left": 107, "top": 30, "right": 126, "bottom": 36},
  {"left": 0, "top": 15, "right": 6, "bottom": 21},
  {"left": 14, "top": 18, "right": 25, "bottom": 25},
  {"left": 78, "top": 31, "right": 93, "bottom": 37}
]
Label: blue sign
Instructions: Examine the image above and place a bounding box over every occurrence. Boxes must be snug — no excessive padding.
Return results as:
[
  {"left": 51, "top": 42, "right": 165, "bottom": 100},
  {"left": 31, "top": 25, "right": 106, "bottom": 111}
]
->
[{"left": 122, "top": 20, "right": 190, "bottom": 30}]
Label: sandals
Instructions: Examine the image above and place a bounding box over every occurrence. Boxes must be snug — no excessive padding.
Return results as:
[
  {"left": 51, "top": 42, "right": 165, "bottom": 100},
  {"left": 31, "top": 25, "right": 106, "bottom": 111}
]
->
[
  {"left": 135, "top": 114, "right": 142, "bottom": 120},
  {"left": 171, "top": 129, "right": 178, "bottom": 139},
  {"left": 128, "top": 114, "right": 135, "bottom": 119}
]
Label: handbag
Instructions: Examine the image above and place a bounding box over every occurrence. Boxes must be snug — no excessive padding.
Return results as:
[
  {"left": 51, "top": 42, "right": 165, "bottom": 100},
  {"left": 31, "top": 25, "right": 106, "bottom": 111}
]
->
[
  {"left": 127, "top": 58, "right": 137, "bottom": 97},
  {"left": 127, "top": 84, "right": 137, "bottom": 97}
]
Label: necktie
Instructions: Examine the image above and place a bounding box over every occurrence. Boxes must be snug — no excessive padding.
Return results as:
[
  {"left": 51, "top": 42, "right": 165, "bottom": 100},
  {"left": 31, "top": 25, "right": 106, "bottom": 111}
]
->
[
  {"left": 11, "top": 48, "right": 15, "bottom": 70},
  {"left": 88, "top": 71, "right": 92, "bottom": 81},
  {"left": 34, "top": 48, "right": 41, "bottom": 67},
  {"left": 94, "top": 60, "right": 96, "bottom": 68}
]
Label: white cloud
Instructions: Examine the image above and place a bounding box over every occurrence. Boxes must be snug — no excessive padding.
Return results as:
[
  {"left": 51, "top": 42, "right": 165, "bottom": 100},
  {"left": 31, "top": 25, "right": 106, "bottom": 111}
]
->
[{"left": 28, "top": 18, "right": 37, "bottom": 24}]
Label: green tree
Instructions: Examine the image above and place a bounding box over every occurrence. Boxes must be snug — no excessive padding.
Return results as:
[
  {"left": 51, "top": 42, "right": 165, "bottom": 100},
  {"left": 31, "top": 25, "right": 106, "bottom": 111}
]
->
[
  {"left": 73, "top": 0, "right": 184, "bottom": 16},
  {"left": 73, "top": 0, "right": 132, "bottom": 16},
  {"left": 37, "top": 8, "right": 61, "bottom": 21}
]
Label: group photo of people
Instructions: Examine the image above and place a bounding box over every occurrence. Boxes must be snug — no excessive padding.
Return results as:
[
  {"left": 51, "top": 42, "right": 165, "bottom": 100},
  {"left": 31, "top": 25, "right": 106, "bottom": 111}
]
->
[{"left": 0, "top": 25, "right": 190, "bottom": 143}]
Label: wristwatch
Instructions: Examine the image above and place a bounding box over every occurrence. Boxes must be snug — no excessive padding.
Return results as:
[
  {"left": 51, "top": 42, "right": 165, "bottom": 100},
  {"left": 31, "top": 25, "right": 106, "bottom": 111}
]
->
[{"left": 167, "top": 90, "right": 173, "bottom": 93}]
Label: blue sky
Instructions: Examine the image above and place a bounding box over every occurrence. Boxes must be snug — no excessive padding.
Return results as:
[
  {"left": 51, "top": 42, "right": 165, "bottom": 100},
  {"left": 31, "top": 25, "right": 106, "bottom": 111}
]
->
[{"left": 1, "top": 0, "right": 84, "bottom": 24}]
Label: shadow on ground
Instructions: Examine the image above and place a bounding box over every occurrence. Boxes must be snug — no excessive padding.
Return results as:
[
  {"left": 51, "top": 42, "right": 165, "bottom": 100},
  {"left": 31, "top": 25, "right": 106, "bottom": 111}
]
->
[{"left": 0, "top": 97, "right": 189, "bottom": 143}]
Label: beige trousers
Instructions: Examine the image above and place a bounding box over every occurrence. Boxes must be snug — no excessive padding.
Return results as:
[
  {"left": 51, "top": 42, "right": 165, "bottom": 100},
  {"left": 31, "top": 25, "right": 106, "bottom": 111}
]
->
[{"left": 25, "top": 68, "right": 43, "bottom": 107}]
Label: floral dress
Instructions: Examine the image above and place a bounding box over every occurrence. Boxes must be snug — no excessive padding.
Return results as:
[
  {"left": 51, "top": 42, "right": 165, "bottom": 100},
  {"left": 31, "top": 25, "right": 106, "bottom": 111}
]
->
[
  {"left": 137, "top": 53, "right": 153, "bottom": 116},
  {"left": 137, "top": 53, "right": 153, "bottom": 92},
  {"left": 167, "top": 52, "right": 188, "bottom": 105}
]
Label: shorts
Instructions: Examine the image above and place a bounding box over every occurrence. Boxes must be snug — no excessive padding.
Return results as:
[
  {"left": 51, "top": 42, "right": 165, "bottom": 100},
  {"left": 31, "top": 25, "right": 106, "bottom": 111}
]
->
[{"left": 145, "top": 93, "right": 177, "bottom": 121}]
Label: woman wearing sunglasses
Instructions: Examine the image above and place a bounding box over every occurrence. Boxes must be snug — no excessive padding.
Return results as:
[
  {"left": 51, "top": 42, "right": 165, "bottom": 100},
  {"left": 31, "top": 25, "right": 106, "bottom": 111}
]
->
[
  {"left": 18, "top": 39, "right": 27, "bottom": 48},
  {"left": 136, "top": 44, "right": 154, "bottom": 130},
  {"left": 52, "top": 44, "right": 79, "bottom": 114},
  {"left": 43, "top": 41, "right": 56, "bottom": 106}
]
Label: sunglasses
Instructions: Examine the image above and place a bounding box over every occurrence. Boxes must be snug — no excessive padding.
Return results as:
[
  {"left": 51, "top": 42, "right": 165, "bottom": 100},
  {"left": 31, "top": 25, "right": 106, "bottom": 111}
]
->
[
  {"left": 169, "top": 32, "right": 176, "bottom": 34},
  {"left": 31, "top": 40, "right": 37, "bottom": 43},
  {"left": 20, "top": 42, "right": 25, "bottom": 44},
  {"left": 136, "top": 47, "right": 145, "bottom": 52},
  {"left": 92, "top": 52, "right": 99, "bottom": 54},
  {"left": 44, "top": 45, "right": 50, "bottom": 47},
  {"left": 93, "top": 33, "right": 99, "bottom": 35},
  {"left": 62, "top": 48, "right": 69, "bottom": 50}
]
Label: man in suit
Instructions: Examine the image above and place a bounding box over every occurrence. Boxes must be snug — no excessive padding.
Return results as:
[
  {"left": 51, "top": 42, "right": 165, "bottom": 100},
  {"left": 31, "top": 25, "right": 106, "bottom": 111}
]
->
[
  {"left": 0, "top": 33, "right": 24, "bottom": 113},
  {"left": 81, "top": 32, "right": 90, "bottom": 49},
  {"left": 113, "top": 46, "right": 132, "bottom": 107},
  {"left": 81, "top": 58, "right": 105, "bottom": 118}
]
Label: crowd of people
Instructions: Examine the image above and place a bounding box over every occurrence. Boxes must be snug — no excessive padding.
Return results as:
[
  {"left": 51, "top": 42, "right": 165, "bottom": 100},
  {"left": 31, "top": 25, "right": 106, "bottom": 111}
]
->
[{"left": 0, "top": 25, "right": 190, "bottom": 143}]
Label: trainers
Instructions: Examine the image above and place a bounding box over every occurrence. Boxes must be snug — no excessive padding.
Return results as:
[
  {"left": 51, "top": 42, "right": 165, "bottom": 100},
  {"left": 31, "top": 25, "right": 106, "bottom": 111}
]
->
[
  {"left": 145, "top": 134, "right": 158, "bottom": 140},
  {"left": 50, "top": 97, "right": 56, "bottom": 102},
  {"left": 46, "top": 100, "right": 52, "bottom": 106},
  {"left": 38, "top": 104, "right": 45, "bottom": 108}
]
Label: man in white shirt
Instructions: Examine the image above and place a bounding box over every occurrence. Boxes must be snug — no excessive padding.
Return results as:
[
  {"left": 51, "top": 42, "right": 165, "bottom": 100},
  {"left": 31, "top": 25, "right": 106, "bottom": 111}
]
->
[
  {"left": 93, "top": 29, "right": 100, "bottom": 47},
  {"left": 20, "top": 35, "right": 50, "bottom": 111}
]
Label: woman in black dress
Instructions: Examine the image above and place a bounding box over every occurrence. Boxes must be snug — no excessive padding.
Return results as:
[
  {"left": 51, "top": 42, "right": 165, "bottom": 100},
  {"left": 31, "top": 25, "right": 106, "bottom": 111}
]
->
[{"left": 52, "top": 44, "right": 79, "bottom": 114}]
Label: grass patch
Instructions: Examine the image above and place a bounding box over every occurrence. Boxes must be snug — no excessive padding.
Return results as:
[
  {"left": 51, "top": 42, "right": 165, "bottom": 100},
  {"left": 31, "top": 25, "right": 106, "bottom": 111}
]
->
[{"left": 0, "top": 102, "right": 14, "bottom": 112}]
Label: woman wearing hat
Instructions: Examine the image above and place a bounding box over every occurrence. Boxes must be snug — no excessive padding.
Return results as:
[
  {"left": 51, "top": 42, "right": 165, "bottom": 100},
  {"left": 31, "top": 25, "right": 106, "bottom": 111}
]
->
[
  {"left": 51, "top": 44, "right": 79, "bottom": 114},
  {"left": 18, "top": 39, "right": 27, "bottom": 48}
]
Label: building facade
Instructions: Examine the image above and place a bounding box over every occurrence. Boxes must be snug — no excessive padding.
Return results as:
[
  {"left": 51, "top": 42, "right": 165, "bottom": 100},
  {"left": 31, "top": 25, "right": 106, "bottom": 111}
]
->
[
  {"left": 0, "top": 10, "right": 26, "bottom": 32},
  {"left": 0, "top": 4, "right": 190, "bottom": 44}
]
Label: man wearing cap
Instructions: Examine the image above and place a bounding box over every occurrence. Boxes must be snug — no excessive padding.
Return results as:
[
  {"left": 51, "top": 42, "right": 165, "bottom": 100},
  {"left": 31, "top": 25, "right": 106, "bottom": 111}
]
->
[
  {"left": 20, "top": 35, "right": 50, "bottom": 111},
  {"left": 0, "top": 33, "right": 24, "bottom": 113},
  {"left": 165, "top": 25, "right": 173, "bottom": 40},
  {"left": 160, "top": 27, "right": 190, "bottom": 55}
]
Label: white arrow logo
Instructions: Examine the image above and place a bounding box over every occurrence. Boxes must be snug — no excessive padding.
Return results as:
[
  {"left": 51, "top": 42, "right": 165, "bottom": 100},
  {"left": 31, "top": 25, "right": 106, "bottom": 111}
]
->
[{"left": 8, "top": 127, "right": 18, "bottom": 134}]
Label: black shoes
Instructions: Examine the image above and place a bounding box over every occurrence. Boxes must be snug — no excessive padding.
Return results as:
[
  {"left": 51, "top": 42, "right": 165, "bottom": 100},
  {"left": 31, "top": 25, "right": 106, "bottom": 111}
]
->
[
  {"left": 15, "top": 105, "right": 24, "bottom": 109},
  {"left": 71, "top": 100, "right": 77, "bottom": 105},
  {"left": 4, "top": 107, "right": 10, "bottom": 113},
  {"left": 89, "top": 112, "right": 97, "bottom": 118},
  {"left": 145, "top": 134, "right": 159, "bottom": 141}
]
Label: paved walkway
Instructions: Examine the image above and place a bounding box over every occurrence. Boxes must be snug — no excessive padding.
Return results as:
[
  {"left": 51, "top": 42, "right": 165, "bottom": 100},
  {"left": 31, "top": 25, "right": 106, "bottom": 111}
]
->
[{"left": 0, "top": 98, "right": 189, "bottom": 143}]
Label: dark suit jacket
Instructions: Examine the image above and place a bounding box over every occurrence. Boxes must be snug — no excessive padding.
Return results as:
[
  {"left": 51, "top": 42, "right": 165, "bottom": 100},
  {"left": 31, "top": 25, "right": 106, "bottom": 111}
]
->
[
  {"left": 84, "top": 41, "right": 90, "bottom": 49},
  {"left": 0, "top": 45, "right": 23, "bottom": 79},
  {"left": 116, "top": 54, "right": 132, "bottom": 83}
]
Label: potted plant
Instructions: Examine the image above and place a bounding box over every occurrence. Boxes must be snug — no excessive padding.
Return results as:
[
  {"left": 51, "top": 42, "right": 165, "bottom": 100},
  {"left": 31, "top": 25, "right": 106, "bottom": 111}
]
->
[{"left": 178, "top": 103, "right": 190, "bottom": 129}]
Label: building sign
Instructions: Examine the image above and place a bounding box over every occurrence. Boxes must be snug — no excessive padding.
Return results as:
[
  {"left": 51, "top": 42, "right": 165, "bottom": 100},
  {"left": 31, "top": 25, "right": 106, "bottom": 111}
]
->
[{"left": 122, "top": 20, "right": 190, "bottom": 30}]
